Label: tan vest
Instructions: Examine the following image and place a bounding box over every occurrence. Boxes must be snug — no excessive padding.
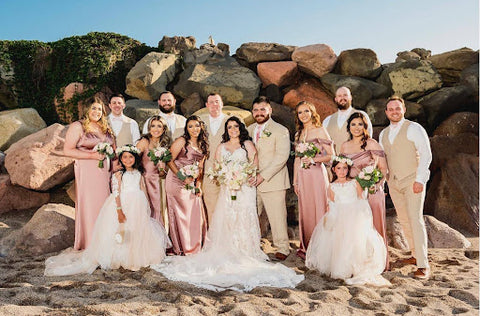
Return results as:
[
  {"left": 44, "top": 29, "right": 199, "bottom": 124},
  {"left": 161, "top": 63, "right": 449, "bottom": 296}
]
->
[
  {"left": 381, "top": 120, "right": 419, "bottom": 181},
  {"left": 201, "top": 114, "right": 230, "bottom": 172},
  {"left": 116, "top": 122, "right": 133, "bottom": 147},
  {"left": 326, "top": 112, "right": 349, "bottom": 153}
]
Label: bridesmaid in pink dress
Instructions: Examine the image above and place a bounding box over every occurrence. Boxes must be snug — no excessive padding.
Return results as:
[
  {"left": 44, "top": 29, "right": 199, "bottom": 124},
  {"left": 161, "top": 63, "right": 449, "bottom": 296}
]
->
[
  {"left": 165, "top": 115, "right": 208, "bottom": 255},
  {"left": 340, "top": 112, "right": 390, "bottom": 270},
  {"left": 136, "top": 116, "right": 171, "bottom": 225},
  {"left": 63, "top": 97, "right": 114, "bottom": 250},
  {"left": 293, "top": 101, "right": 334, "bottom": 260}
]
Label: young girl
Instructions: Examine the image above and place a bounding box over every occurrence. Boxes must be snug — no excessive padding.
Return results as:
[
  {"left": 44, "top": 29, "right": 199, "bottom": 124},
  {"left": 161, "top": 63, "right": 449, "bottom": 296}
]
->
[
  {"left": 45, "top": 144, "right": 171, "bottom": 276},
  {"left": 305, "top": 156, "right": 390, "bottom": 286}
]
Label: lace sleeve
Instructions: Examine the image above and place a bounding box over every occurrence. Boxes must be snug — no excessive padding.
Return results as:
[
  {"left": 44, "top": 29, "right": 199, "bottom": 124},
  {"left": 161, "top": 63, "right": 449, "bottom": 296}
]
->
[{"left": 111, "top": 173, "right": 121, "bottom": 197}]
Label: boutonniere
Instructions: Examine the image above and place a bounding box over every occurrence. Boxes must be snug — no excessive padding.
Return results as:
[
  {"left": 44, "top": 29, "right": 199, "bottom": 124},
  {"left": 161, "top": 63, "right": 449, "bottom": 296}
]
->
[{"left": 261, "top": 129, "right": 272, "bottom": 138}]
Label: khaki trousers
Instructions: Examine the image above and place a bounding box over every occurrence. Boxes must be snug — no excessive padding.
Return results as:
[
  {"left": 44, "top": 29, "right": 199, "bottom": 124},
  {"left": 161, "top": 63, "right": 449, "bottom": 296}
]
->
[
  {"left": 388, "top": 175, "right": 429, "bottom": 268},
  {"left": 202, "top": 177, "right": 220, "bottom": 225},
  {"left": 257, "top": 190, "right": 290, "bottom": 255}
]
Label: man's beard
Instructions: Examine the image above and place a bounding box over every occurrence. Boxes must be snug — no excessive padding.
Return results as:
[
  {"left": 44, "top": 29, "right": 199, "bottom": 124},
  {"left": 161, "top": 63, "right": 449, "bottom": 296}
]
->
[
  {"left": 335, "top": 101, "right": 351, "bottom": 111},
  {"left": 160, "top": 106, "right": 174, "bottom": 114},
  {"left": 254, "top": 114, "right": 270, "bottom": 124}
]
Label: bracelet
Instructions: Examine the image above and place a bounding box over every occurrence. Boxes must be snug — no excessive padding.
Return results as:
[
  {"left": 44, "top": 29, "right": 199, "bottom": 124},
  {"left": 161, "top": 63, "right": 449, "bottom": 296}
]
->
[{"left": 116, "top": 206, "right": 122, "bottom": 210}]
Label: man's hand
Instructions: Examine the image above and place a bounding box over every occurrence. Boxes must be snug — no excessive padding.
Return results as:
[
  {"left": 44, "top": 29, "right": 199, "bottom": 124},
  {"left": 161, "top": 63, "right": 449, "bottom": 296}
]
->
[
  {"left": 413, "top": 182, "right": 424, "bottom": 194},
  {"left": 256, "top": 174, "right": 265, "bottom": 186}
]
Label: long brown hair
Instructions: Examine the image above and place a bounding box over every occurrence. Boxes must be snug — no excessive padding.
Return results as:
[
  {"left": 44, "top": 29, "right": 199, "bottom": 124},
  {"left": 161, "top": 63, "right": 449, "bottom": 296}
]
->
[
  {"left": 295, "top": 101, "right": 322, "bottom": 142},
  {"left": 346, "top": 112, "right": 370, "bottom": 151},
  {"left": 182, "top": 115, "right": 209, "bottom": 158},
  {"left": 82, "top": 96, "right": 113, "bottom": 137},
  {"left": 142, "top": 116, "right": 171, "bottom": 148}
]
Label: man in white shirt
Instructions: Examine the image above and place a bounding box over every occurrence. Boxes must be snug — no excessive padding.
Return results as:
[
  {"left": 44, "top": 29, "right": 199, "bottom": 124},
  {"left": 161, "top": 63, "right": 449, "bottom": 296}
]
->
[
  {"left": 379, "top": 96, "right": 432, "bottom": 279},
  {"left": 108, "top": 94, "right": 140, "bottom": 147},
  {"left": 200, "top": 93, "right": 230, "bottom": 223},
  {"left": 323, "top": 86, "right": 373, "bottom": 153},
  {"left": 142, "top": 91, "right": 186, "bottom": 140}
]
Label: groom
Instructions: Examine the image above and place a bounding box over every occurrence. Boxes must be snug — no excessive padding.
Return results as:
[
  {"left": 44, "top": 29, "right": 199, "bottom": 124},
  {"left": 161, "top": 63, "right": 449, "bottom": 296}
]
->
[{"left": 248, "top": 96, "right": 291, "bottom": 260}]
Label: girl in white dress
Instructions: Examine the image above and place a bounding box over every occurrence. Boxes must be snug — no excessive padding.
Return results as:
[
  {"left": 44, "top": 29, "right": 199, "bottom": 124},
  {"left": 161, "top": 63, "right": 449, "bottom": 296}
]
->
[
  {"left": 45, "top": 145, "right": 170, "bottom": 276},
  {"left": 152, "top": 117, "right": 304, "bottom": 292},
  {"left": 306, "top": 156, "right": 390, "bottom": 286}
]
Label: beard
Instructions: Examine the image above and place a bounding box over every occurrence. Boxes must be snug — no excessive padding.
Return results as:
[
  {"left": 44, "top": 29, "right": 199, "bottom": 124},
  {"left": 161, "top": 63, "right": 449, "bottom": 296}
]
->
[
  {"left": 254, "top": 113, "right": 270, "bottom": 124},
  {"left": 159, "top": 105, "right": 174, "bottom": 114},
  {"left": 335, "top": 100, "right": 351, "bottom": 111}
]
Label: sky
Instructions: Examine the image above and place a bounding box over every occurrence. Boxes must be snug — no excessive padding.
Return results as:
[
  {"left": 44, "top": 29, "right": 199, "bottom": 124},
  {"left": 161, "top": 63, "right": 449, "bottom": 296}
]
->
[{"left": 0, "top": 0, "right": 478, "bottom": 63}]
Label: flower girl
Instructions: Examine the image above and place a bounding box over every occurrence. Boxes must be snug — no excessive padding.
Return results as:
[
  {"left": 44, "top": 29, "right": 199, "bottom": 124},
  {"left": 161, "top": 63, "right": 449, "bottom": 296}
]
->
[
  {"left": 45, "top": 144, "right": 170, "bottom": 276},
  {"left": 305, "top": 156, "right": 390, "bottom": 286}
]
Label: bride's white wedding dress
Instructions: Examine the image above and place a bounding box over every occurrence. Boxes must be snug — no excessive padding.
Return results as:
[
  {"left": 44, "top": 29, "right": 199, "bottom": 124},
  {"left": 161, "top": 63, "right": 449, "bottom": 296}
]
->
[
  {"left": 152, "top": 146, "right": 304, "bottom": 292},
  {"left": 306, "top": 180, "right": 390, "bottom": 286}
]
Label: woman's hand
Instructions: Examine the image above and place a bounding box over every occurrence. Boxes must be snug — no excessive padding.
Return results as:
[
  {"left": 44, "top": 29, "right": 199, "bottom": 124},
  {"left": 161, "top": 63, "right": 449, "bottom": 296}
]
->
[
  {"left": 90, "top": 152, "right": 105, "bottom": 160},
  {"left": 117, "top": 209, "right": 126, "bottom": 223},
  {"left": 293, "top": 183, "right": 299, "bottom": 196},
  {"left": 184, "top": 176, "right": 194, "bottom": 186}
]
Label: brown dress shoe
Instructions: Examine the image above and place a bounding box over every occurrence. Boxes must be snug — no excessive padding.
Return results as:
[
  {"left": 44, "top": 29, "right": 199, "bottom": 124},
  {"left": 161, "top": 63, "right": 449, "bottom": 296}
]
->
[
  {"left": 274, "top": 252, "right": 288, "bottom": 261},
  {"left": 399, "top": 257, "right": 417, "bottom": 265},
  {"left": 414, "top": 268, "right": 430, "bottom": 279}
]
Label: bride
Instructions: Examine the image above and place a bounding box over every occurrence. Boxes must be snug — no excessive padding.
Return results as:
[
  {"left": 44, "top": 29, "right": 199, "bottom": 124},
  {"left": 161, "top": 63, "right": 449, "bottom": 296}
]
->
[{"left": 152, "top": 116, "right": 304, "bottom": 292}]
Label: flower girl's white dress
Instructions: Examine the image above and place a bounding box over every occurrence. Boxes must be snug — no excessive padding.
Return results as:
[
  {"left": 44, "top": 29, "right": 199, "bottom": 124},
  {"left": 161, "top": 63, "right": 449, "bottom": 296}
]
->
[
  {"left": 306, "top": 180, "right": 390, "bottom": 286},
  {"left": 45, "top": 170, "right": 170, "bottom": 276},
  {"left": 152, "top": 146, "right": 304, "bottom": 292}
]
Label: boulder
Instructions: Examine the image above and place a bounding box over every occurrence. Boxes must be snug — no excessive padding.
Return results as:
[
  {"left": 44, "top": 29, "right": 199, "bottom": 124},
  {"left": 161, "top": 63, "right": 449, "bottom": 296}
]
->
[
  {"left": 173, "top": 62, "right": 261, "bottom": 110},
  {"left": 5, "top": 124, "right": 75, "bottom": 191},
  {"left": 0, "top": 174, "right": 50, "bottom": 214},
  {"left": 257, "top": 61, "right": 299, "bottom": 87},
  {"left": 270, "top": 101, "right": 296, "bottom": 139},
  {"left": 429, "top": 48, "right": 479, "bottom": 86},
  {"left": 0, "top": 203, "right": 75, "bottom": 256},
  {"left": 292, "top": 44, "right": 337, "bottom": 78},
  {"left": 125, "top": 52, "right": 179, "bottom": 100},
  {"left": 418, "top": 85, "right": 475, "bottom": 131},
  {"left": 320, "top": 73, "right": 390, "bottom": 109},
  {"left": 460, "top": 63, "right": 479, "bottom": 102},
  {"left": 183, "top": 45, "right": 230, "bottom": 65},
  {"left": 158, "top": 35, "right": 196, "bottom": 54},
  {"left": 433, "top": 112, "right": 479, "bottom": 136},
  {"left": 396, "top": 51, "right": 421, "bottom": 62},
  {"left": 424, "top": 215, "right": 471, "bottom": 248},
  {"left": 180, "top": 92, "right": 204, "bottom": 117},
  {"left": 429, "top": 133, "right": 478, "bottom": 171},
  {"left": 411, "top": 48, "right": 431, "bottom": 60},
  {"left": 0, "top": 151, "right": 5, "bottom": 173},
  {"left": 124, "top": 99, "right": 158, "bottom": 129},
  {"left": 235, "top": 42, "right": 296, "bottom": 63},
  {"left": 0, "top": 108, "right": 47, "bottom": 151},
  {"left": 260, "top": 84, "right": 283, "bottom": 104},
  {"left": 193, "top": 106, "right": 254, "bottom": 126},
  {"left": 335, "top": 48, "right": 382, "bottom": 79},
  {"left": 376, "top": 59, "right": 442, "bottom": 99},
  {"left": 386, "top": 213, "right": 409, "bottom": 250},
  {"left": 425, "top": 153, "right": 479, "bottom": 235},
  {"left": 365, "top": 98, "right": 425, "bottom": 126},
  {"left": 282, "top": 78, "right": 337, "bottom": 120}
]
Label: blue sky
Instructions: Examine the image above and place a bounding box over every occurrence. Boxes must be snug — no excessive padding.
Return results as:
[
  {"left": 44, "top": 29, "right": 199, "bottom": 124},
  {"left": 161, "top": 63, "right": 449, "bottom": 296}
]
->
[{"left": 0, "top": 0, "right": 478, "bottom": 63}]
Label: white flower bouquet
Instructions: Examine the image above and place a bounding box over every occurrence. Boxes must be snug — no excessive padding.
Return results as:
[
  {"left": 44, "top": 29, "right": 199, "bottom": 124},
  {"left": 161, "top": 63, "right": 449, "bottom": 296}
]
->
[
  {"left": 147, "top": 147, "right": 172, "bottom": 166},
  {"left": 93, "top": 142, "right": 115, "bottom": 168},
  {"left": 177, "top": 162, "right": 201, "bottom": 194},
  {"left": 295, "top": 142, "right": 320, "bottom": 169},
  {"left": 355, "top": 165, "right": 383, "bottom": 194}
]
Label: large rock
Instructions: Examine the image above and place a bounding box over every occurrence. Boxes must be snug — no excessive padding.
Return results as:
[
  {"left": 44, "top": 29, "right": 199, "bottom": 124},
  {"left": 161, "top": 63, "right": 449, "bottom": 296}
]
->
[
  {"left": 0, "top": 108, "right": 47, "bottom": 151},
  {"left": 235, "top": 42, "right": 296, "bottom": 64},
  {"left": 5, "top": 124, "right": 74, "bottom": 191},
  {"left": 395, "top": 51, "right": 421, "bottom": 62},
  {"left": 460, "top": 63, "right": 479, "bottom": 102},
  {"left": 0, "top": 203, "right": 75, "bottom": 256},
  {"left": 193, "top": 106, "right": 254, "bottom": 126},
  {"left": 158, "top": 35, "right": 196, "bottom": 54},
  {"left": 0, "top": 174, "right": 50, "bottom": 214},
  {"left": 320, "top": 73, "right": 390, "bottom": 109},
  {"left": 173, "top": 62, "right": 261, "bottom": 109},
  {"left": 411, "top": 48, "right": 432, "bottom": 60},
  {"left": 180, "top": 92, "right": 204, "bottom": 117},
  {"left": 125, "top": 52, "right": 179, "bottom": 100},
  {"left": 365, "top": 98, "right": 425, "bottom": 126},
  {"left": 418, "top": 85, "right": 475, "bottom": 131},
  {"left": 429, "top": 48, "right": 479, "bottom": 86},
  {"left": 429, "top": 133, "right": 478, "bottom": 171},
  {"left": 425, "top": 153, "right": 479, "bottom": 235},
  {"left": 424, "top": 215, "right": 471, "bottom": 248},
  {"left": 124, "top": 99, "right": 158, "bottom": 129},
  {"left": 292, "top": 44, "right": 337, "bottom": 78},
  {"left": 183, "top": 45, "right": 229, "bottom": 65},
  {"left": 433, "top": 112, "right": 479, "bottom": 136},
  {"left": 257, "top": 61, "right": 299, "bottom": 87},
  {"left": 386, "top": 214, "right": 409, "bottom": 250},
  {"left": 283, "top": 78, "right": 337, "bottom": 121},
  {"left": 376, "top": 59, "right": 442, "bottom": 99},
  {"left": 270, "top": 101, "right": 296, "bottom": 139},
  {"left": 335, "top": 48, "right": 382, "bottom": 79}
]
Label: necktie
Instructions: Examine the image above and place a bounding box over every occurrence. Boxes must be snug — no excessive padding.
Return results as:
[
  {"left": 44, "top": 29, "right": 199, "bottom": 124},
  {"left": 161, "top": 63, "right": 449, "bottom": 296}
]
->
[{"left": 255, "top": 127, "right": 261, "bottom": 143}]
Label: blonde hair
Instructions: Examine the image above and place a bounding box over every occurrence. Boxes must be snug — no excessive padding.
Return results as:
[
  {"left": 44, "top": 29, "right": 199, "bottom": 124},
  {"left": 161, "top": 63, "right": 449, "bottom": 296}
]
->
[
  {"left": 295, "top": 101, "right": 322, "bottom": 142},
  {"left": 143, "top": 115, "right": 171, "bottom": 148},
  {"left": 82, "top": 97, "right": 113, "bottom": 136}
]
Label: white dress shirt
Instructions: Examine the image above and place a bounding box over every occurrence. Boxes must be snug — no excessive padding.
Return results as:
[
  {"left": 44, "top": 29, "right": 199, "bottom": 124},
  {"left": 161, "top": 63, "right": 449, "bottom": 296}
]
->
[
  {"left": 108, "top": 113, "right": 140, "bottom": 144},
  {"left": 209, "top": 113, "right": 225, "bottom": 136},
  {"left": 379, "top": 118, "right": 432, "bottom": 184},
  {"left": 253, "top": 119, "right": 270, "bottom": 144},
  {"left": 322, "top": 107, "right": 373, "bottom": 136}
]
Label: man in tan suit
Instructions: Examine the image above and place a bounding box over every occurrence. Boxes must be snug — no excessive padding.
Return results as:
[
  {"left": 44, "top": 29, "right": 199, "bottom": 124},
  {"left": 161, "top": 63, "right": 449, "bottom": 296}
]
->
[
  {"left": 323, "top": 86, "right": 372, "bottom": 153},
  {"left": 379, "top": 96, "right": 432, "bottom": 279},
  {"left": 248, "top": 96, "right": 290, "bottom": 260},
  {"left": 143, "top": 91, "right": 186, "bottom": 140},
  {"left": 200, "top": 93, "right": 231, "bottom": 223},
  {"left": 108, "top": 93, "right": 140, "bottom": 147}
]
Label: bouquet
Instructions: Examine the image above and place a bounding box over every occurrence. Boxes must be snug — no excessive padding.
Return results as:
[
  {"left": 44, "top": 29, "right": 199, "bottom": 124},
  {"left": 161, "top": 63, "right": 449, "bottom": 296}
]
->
[
  {"left": 114, "top": 223, "right": 125, "bottom": 244},
  {"left": 206, "top": 158, "right": 257, "bottom": 200},
  {"left": 177, "top": 162, "right": 201, "bottom": 194},
  {"left": 93, "top": 142, "right": 115, "bottom": 168},
  {"left": 294, "top": 142, "right": 320, "bottom": 169},
  {"left": 355, "top": 165, "right": 383, "bottom": 194},
  {"left": 147, "top": 146, "right": 172, "bottom": 167}
]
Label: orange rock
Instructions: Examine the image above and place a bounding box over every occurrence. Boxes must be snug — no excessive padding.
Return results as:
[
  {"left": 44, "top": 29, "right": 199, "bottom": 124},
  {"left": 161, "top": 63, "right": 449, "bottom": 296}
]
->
[
  {"left": 292, "top": 44, "right": 337, "bottom": 78},
  {"left": 257, "top": 61, "right": 298, "bottom": 87}
]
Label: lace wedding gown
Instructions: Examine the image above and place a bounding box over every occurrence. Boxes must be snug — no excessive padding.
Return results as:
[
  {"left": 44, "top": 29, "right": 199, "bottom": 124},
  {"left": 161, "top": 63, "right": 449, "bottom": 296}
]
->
[
  {"left": 306, "top": 180, "right": 390, "bottom": 286},
  {"left": 152, "top": 146, "right": 304, "bottom": 292},
  {"left": 45, "top": 170, "right": 170, "bottom": 276}
]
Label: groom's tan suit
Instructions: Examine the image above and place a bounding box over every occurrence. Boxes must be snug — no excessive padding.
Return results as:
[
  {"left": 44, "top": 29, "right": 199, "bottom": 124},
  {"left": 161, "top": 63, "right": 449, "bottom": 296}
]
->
[{"left": 248, "top": 118, "right": 290, "bottom": 255}]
